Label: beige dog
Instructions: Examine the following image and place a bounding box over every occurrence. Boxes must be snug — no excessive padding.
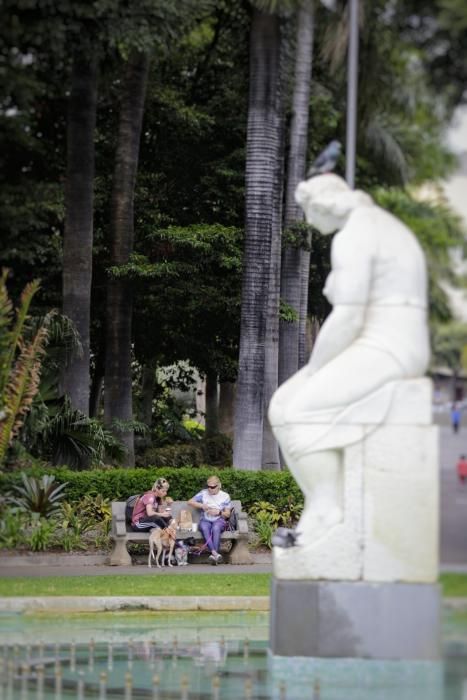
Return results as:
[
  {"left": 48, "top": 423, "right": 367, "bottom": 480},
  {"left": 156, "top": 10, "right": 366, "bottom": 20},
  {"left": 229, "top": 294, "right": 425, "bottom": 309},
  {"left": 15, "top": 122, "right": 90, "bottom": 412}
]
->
[{"left": 148, "top": 520, "right": 177, "bottom": 568}]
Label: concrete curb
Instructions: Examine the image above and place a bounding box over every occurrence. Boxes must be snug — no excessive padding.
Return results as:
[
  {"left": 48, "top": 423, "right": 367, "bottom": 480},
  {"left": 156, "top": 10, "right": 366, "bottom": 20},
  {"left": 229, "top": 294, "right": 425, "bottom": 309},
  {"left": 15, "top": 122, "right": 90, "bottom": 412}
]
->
[
  {"left": 0, "top": 554, "right": 109, "bottom": 567},
  {"left": 0, "top": 553, "right": 273, "bottom": 568},
  {"left": 0, "top": 596, "right": 270, "bottom": 613},
  {"left": 443, "top": 597, "right": 467, "bottom": 610},
  {"left": 0, "top": 596, "right": 465, "bottom": 614}
]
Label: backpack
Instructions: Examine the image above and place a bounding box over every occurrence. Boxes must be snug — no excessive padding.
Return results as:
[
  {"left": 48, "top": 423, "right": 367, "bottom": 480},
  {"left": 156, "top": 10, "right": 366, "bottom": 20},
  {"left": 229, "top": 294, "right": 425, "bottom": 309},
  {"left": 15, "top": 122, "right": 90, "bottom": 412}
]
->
[
  {"left": 225, "top": 507, "right": 238, "bottom": 532},
  {"left": 125, "top": 494, "right": 140, "bottom": 525}
]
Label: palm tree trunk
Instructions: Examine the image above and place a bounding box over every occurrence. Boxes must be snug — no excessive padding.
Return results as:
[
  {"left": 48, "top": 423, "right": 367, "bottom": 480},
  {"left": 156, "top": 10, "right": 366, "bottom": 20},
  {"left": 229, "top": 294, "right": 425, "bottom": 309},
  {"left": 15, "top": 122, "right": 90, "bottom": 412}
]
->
[
  {"left": 62, "top": 51, "right": 97, "bottom": 415},
  {"left": 140, "top": 363, "right": 155, "bottom": 428},
  {"left": 279, "top": 0, "right": 314, "bottom": 382},
  {"left": 233, "top": 9, "right": 285, "bottom": 471},
  {"left": 104, "top": 51, "right": 150, "bottom": 467},
  {"left": 205, "top": 370, "right": 219, "bottom": 437},
  {"left": 219, "top": 381, "right": 236, "bottom": 438},
  {"left": 89, "top": 344, "right": 105, "bottom": 418}
]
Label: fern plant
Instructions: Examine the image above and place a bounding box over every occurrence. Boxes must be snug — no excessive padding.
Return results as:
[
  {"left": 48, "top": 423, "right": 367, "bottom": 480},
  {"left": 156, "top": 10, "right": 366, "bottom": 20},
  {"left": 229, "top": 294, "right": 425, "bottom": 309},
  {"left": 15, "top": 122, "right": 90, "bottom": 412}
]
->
[{"left": 0, "top": 270, "right": 52, "bottom": 467}]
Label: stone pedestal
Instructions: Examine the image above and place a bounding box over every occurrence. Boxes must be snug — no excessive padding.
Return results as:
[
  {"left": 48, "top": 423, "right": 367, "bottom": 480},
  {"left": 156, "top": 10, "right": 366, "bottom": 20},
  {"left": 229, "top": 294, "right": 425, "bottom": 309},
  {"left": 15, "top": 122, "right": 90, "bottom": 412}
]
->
[
  {"left": 273, "top": 379, "right": 439, "bottom": 583},
  {"left": 270, "top": 579, "right": 441, "bottom": 660},
  {"left": 271, "top": 378, "right": 441, "bottom": 660}
]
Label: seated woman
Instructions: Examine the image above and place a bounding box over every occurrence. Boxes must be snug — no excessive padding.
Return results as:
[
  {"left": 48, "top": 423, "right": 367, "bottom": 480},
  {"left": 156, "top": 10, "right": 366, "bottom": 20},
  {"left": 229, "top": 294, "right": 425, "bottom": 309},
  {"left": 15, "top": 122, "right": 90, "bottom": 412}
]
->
[
  {"left": 188, "top": 476, "right": 231, "bottom": 564},
  {"left": 131, "top": 478, "right": 172, "bottom": 531}
]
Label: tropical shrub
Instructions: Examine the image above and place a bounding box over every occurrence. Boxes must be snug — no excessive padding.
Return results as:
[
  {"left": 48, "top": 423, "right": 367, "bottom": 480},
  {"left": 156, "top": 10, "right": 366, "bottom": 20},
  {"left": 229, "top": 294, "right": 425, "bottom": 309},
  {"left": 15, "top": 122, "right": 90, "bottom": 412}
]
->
[
  {"left": 136, "top": 444, "right": 205, "bottom": 468},
  {"left": 136, "top": 435, "right": 232, "bottom": 468},
  {"left": 249, "top": 500, "right": 303, "bottom": 549},
  {"left": 27, "top": 516, "right": 55, "bottom": 552},
  {"left": 0, "top": 507, "right": 28, "bottom": 549},
  {"left": 8, "top": 472, "right": 67, "bottom": 517},
  {"left": 201, "top": 434, "right": 232, "bottom": 466}
]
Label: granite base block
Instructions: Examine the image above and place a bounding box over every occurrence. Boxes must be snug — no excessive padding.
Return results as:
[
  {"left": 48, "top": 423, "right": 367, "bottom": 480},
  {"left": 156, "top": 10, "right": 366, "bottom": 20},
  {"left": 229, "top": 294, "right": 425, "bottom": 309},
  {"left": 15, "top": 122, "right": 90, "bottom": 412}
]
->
[{"left": 270, "top": 579, "right": 441, "bottom": 660}]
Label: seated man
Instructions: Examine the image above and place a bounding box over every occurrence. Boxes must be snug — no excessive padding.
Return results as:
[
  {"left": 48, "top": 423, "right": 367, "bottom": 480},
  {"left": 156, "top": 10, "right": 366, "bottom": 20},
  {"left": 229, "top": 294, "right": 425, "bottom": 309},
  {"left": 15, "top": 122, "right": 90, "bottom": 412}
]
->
[
  {"left": 131, "top": 478, "right": 173, "bottom": 531},
  {"left": 188, "top": 476, "right": 231, "bottom": 564}
]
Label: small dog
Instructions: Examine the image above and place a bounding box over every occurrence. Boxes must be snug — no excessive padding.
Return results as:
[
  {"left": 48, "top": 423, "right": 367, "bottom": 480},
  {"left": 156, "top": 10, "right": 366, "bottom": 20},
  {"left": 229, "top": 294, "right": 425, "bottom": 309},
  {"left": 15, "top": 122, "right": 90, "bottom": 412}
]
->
[
  {"left": 174, "top": 543, "right": 189, "bottom": 566},
  {"left": 148, "top": 520, "right": 177, "bottom": 568}
]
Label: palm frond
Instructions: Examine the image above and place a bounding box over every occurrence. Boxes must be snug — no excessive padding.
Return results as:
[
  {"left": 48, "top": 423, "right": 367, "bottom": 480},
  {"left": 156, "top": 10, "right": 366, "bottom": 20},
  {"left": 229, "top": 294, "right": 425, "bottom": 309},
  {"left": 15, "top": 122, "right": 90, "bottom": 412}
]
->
[
  {"left": 364, "top": 116, "right": 408, "bottom": 184},
  {"left": 0, "top": 277, "right": 41, "bottom": 399}
]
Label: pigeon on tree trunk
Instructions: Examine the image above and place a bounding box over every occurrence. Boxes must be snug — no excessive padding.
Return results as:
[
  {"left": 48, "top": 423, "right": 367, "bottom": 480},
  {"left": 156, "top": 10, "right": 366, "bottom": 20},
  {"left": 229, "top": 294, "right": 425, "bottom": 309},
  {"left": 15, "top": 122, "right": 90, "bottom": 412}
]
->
[{"left": 307, "top": 140, "right": 341, "bottom": 177}]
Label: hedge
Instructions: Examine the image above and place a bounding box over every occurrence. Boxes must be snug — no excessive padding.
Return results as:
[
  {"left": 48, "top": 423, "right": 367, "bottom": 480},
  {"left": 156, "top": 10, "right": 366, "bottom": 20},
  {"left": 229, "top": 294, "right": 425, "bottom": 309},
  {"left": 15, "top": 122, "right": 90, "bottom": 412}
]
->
[{"left": 0, "top": 466, "right": 303, "bottom": 512}]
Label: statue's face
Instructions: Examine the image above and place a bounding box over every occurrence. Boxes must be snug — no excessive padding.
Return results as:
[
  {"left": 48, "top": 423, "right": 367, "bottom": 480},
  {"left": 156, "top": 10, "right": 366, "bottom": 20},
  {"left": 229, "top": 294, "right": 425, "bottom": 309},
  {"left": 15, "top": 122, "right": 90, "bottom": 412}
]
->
[
  {"left": 305, "top": 205, "right": 343, "bottom": 235},
  {"left": 295, "top": 174, "right": 351, "bottom": 235}
]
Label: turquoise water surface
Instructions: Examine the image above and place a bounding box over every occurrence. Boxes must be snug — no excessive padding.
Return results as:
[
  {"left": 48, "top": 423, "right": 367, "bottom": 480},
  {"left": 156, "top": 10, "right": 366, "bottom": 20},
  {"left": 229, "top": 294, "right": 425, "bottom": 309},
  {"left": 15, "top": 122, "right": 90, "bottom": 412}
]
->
[{"left": 0, "top": 609, "right": 465, "bottom": 699}]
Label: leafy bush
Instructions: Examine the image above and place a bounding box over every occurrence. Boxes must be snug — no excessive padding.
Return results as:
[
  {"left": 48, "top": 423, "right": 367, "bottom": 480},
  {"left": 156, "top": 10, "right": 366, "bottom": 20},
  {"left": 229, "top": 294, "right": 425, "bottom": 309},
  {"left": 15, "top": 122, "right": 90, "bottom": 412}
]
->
[
  {"left": 0, "top": 508, "right": 28, "bottom": 549},
  {"left": 136, "top": 435, "right": 232, "bottom": 468},
  {"left": 27, "top": 516, "right": 55, "bottom": 551},
  {"left": 136, "top": 444, "right": 205, "bottom": 468},
  {"left": 201, "top": 434, "right": 232, "bottom": 466},
  {"left": 8, "top": 472, "right": 67, "bottom": 517},
  {"left": 249, "top": 500, "right": 303, "bottom": 549},
  {"left": 0, "top": 467, "right": 304, "bottom": 512}
]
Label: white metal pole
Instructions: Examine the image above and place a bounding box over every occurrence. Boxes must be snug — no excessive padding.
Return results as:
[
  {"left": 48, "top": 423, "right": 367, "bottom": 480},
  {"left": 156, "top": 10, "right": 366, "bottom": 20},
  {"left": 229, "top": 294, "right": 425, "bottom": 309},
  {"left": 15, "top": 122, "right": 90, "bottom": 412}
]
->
[{"left": 345, "top": 0, "right": 359, "bottom": 188}]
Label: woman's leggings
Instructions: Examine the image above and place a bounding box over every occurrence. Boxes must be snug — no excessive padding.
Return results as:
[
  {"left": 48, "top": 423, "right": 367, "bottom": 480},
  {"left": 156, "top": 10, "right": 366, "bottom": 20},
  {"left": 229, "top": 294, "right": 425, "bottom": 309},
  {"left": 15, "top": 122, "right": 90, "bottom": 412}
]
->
[
  {"left": 132, "top": 515, "right": 168, "bottom": 531},
  {"left": 199, "top": 517, "right": 226, "bottom": 552}
]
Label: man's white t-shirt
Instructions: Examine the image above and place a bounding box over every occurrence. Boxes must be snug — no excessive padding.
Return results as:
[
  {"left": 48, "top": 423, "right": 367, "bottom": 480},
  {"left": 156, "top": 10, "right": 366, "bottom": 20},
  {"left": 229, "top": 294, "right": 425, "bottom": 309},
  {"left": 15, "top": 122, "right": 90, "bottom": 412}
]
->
[{"left": 193, "top": 489, "right": 231, "bottom": 523}]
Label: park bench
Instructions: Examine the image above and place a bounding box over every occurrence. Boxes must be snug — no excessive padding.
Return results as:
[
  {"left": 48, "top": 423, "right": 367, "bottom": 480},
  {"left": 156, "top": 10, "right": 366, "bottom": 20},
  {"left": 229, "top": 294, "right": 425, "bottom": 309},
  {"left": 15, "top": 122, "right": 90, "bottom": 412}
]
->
[{"left": 108, "top": 499, "right": 253, "bottom": 566}]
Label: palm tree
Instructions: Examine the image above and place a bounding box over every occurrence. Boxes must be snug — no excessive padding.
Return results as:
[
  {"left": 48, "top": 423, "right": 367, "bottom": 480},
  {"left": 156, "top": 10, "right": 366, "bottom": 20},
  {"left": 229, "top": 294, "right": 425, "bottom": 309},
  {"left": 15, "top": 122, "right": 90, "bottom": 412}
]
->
[
  {"left": 104, "top": 51, "right": 150, "bottom": 467},
  {"left": 233, "top": 7, "right": 287, "bottom": 470},
  {"left": 279, "top": 0, "right": 315, "bottom": 385},
  {"left": 62, "top": 51, "right": 98, "bottom": 415}
]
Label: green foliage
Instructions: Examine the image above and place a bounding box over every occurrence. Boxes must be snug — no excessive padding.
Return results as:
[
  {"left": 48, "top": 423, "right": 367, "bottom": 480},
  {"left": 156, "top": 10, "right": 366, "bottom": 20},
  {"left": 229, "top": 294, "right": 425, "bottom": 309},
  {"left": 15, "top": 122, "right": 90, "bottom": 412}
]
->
[
  {"left": 182, "top": 419, "right": 205, "bottom": 439},
  {"left": 27, "top": 398, "right": 126, "bottom": 469},
  {"left": 282, "top": 223, "right": 313, "bottom": 251},
  {"left": 0, "top": 508, "right": 27, "bottom": 549},
  {"left": 373, "top": 188, "right": 467, "bottom": 323},
  {"left": 0, "top": 272, "right": 52, "bottom": 467},
  {"left": 432, "top": 323, "right": 467, "bottom": 374},
  {"left": 136, "top": 435, "right": 232, "bottom": 468},
  {"left": 8, "top": 472, "right": 67, "bottom": 517},
  {"left": 279, "top": 300, "right": 299, "bottom": 324},
  {"left": 250, "top": 499, "right": 303, "bottom": 549},
  {"left": 0, "top": 467, "right": 304, "bottom": 512},
  {"left": 201, "top": 434, "right": 232, "bottom": 467},
  {"left": 136, "top": 444, "right": 205, "bottom": 468},
  {"left": 130, "top": 225, "right": 243, "bottom": 380},
  {"left": 27, "top": 515, "right": 55, "bottom": 552}
]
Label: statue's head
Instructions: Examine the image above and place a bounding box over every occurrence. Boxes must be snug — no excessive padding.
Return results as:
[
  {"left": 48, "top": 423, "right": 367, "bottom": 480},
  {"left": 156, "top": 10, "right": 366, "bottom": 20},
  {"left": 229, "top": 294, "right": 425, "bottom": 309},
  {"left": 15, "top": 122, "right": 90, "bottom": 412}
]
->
[{"left": 295, "top": 173, "right": 372, "bottom": 234}]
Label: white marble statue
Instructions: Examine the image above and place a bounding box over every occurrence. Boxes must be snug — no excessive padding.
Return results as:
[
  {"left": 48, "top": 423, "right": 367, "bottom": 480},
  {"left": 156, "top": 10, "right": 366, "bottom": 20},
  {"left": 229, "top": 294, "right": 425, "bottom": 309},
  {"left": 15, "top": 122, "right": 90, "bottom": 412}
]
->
[{"left": 269, "top": 174, "right": 430, "bottom": 548}]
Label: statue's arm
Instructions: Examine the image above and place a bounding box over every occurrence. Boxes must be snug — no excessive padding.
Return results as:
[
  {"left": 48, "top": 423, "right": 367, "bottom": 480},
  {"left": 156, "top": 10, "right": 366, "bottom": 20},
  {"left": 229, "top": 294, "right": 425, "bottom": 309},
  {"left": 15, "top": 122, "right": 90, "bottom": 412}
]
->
[
  {"left": 307, "top": 215, "right": 374, "bottom": 375},
  {"left": 307, "top": 304, "right": 365, "bottom": 374}
]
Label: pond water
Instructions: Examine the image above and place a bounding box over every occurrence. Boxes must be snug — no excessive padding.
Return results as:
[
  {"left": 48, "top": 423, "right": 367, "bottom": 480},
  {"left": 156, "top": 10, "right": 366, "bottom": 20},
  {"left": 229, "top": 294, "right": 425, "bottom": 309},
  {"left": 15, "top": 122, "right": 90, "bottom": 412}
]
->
[{"left": 0, "top": 609, "right": 466, "bottom": 699}]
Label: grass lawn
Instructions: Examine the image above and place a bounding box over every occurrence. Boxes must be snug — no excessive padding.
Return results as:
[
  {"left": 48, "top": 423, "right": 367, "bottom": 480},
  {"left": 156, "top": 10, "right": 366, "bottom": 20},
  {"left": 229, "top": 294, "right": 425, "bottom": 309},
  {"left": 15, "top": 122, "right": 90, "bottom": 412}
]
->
[
  {"left": 440, "top": 573, "right": 467, "bottom": 598},
  {"left": 0, "top": 573, "right": 465, "bottom": 598},
  {"left": 0, "top": 573, "right": 272, "bottom": 597}
]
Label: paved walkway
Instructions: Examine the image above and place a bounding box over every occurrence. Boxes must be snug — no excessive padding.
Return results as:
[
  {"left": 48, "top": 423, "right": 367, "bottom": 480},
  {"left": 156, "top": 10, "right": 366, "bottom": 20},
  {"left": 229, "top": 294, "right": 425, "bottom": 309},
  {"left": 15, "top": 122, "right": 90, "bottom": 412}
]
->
[{"left": 0, "top": 562, "right": 272, "bottom": 577}]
